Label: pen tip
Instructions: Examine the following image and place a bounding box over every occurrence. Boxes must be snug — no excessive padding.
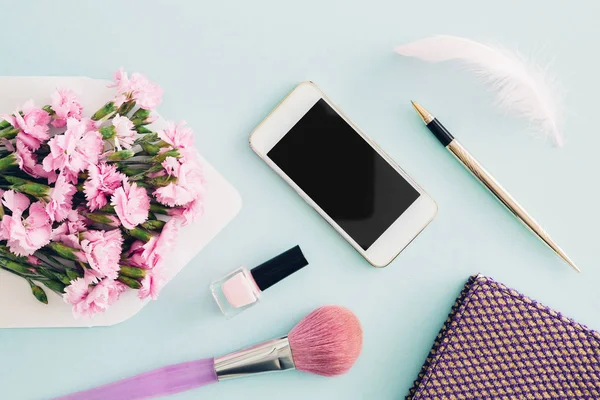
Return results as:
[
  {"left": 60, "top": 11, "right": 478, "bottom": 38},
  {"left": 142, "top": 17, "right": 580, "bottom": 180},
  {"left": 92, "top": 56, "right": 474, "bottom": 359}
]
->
[
  {"left": 563, "top": 255, "right": 581, "bottom": 273},
  {"left": 410, "top": 101, "right": 434, "bottom": 124}
]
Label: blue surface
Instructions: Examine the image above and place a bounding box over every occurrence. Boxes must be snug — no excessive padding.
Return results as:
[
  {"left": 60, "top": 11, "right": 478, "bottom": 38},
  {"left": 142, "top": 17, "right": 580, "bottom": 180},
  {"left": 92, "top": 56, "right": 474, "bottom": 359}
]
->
[{"left": 1, "top": 1, "right": 599, "bottom": 399}]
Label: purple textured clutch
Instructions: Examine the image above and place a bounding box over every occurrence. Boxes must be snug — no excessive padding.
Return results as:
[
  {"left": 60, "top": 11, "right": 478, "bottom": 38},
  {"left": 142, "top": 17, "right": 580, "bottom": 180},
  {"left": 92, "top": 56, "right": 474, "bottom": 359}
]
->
[{"left": 407, "top": 275, "right": 600, "bottom": 399}]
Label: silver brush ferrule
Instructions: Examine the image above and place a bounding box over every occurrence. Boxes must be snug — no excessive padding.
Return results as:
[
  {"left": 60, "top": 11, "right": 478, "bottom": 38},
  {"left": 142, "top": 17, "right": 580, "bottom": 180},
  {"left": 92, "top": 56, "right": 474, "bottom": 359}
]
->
[{"left": 214, "top": 336, "right": 295, "bottom": 381}]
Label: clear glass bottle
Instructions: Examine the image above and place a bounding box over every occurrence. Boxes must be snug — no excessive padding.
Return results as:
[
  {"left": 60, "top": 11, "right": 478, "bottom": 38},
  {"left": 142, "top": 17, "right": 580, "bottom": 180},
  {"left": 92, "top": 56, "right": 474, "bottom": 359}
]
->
[
  {"left": 211, "top": 266, "right": 262, "bottom": 319},
  {"left": 210, "top": 245, "right": 308, "bottom": 319}
]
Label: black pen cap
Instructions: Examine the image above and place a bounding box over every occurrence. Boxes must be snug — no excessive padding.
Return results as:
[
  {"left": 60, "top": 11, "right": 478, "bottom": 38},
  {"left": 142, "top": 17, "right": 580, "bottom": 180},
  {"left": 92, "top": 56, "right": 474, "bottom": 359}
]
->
[{"left": 250, "top": 245, "right": 309, "bottom": 292}]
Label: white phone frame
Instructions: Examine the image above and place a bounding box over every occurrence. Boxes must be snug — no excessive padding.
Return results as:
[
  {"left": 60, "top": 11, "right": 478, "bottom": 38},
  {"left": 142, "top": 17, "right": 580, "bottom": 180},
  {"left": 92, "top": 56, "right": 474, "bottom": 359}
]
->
[{"left": 250, "top": 82, "right": 437, "bottom": 267}]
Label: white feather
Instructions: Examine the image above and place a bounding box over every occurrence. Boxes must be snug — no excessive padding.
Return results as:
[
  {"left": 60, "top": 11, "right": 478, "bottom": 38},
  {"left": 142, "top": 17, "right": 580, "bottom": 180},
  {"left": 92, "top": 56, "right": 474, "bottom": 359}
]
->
[{"left": 395, "top": 35, "right": 564, "bottom": 146}]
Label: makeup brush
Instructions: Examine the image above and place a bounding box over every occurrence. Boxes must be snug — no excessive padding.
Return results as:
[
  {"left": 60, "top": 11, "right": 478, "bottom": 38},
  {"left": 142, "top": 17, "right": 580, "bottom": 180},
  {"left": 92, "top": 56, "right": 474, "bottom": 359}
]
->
[{"left": 56, "top": 305, "right": 363, "bottom": 400}]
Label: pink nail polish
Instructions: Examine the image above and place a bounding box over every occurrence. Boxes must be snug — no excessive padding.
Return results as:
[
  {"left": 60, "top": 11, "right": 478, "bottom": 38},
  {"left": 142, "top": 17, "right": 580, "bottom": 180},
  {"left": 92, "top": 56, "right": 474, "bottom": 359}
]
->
[{"left": 210, "top": 245, "right": 308, "bottom": 319}]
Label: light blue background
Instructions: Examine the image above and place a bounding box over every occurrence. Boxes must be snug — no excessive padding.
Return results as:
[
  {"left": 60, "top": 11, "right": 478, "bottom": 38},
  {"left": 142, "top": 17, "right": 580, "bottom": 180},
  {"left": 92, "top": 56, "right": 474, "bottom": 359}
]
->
[{"left": 1, "top": 1, "right": 599, "bottom": 399}]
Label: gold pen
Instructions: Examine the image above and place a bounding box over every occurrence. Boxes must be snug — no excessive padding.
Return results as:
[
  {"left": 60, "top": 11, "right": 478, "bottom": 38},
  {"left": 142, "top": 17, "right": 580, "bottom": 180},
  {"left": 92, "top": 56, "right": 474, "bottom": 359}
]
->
[{"left": 411, "top": 101, "right": 580, "bottom": 273}]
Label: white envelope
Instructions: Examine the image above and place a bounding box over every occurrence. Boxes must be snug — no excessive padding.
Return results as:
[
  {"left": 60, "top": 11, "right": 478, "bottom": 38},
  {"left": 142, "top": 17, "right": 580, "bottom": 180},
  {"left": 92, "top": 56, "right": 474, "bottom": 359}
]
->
[{"left": 0, "top": 77, "right": 242, "bottom": 328}]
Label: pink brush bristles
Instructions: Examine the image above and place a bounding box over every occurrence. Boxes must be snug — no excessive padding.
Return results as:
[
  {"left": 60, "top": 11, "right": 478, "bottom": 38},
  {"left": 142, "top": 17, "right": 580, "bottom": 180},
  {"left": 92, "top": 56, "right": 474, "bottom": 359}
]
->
[{"left": 288, "top": 305, "right": 363, "bottom": 377}]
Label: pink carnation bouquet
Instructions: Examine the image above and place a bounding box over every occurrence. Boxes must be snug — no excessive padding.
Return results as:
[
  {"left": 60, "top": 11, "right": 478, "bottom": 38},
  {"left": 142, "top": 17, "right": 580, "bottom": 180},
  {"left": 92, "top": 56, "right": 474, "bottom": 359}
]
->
[{"left": 0, "top": 69, "right": 205, "bottom": 318}]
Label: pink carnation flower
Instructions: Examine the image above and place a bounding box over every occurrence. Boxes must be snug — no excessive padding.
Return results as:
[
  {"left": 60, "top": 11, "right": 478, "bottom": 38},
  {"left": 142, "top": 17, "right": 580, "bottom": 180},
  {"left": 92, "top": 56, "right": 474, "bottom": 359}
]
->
[
  {"left": 126, "top": 240, "right": 147, "bottom": 268},
  {"left": 16, "top": 140, "right": 58, "bottom": 184},
  {"left": 63, "top": 277, "right": 126, "bottom": 318},
  {"left": 11, "top": 100, "right": 51, "bottom": 150},
  {"left": 51, "top": 210, "right": 88, "bottom": 249},
  {"left": 112, "top": 114, "right": 136, "bottom": 149},
  {"left": 154, "top": 157, "right": 205, "bottom": 207},
  {"left": 80, "top": 230, "right": 123, "bottom": 280},
  {"left": 84, "top": 163, "right": 125, "bottom": 211},
  {"left": 1, "top": 138, "right": 14, "bottom": 152},
  {"left": 2, "top": 190, "right": 30, "bottom": 213},
  {"left": 139, "top": 266, "right": 166, "bottom": 300},
  {"left": 51, "top": 88, "right": 83, "bottom": 128},
  {"left": 142, "top": 218, "right": 180, "bottom": 269},
  {"left": 169, "top": 198, "right": 204, "bottom": 226},
  {"left": 129, "top": 73, "right": 163, "bottom": 110},
  {"left": 158, "top": 121, "right": 199, "bottom": 163},
  {"left": 0, "top": 191, "right": 52, "bottom": 256},
  {"left": 63, "top": 277, "right": 90, "bottom": 309},
  {"left": 110, "top": 68, "right": 163, "bottom": 110},
  {"left": 43, "top": 118, "right": 103, "bottom": 183},
  {"left": 111, "top": 181, "right": 150, "bottom": 229},
  {"left": 111, "top": 68, "right": 130, "bottom": 95},
  {"left": 158, "top": 121, "right": 194, "bottom": 149},
  {"left": 27, "top": 255, "right": 41, "bottom": 265},
  {"left": 46, "top": 175, "right": 76, "bottom": 222}
]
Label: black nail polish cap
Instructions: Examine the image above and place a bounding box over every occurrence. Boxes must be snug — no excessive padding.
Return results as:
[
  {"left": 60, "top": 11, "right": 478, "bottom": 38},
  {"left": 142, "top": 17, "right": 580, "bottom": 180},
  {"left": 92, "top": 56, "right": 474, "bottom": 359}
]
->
[{"left": 250, "top": 245, "right": 309, "bottom": 292}]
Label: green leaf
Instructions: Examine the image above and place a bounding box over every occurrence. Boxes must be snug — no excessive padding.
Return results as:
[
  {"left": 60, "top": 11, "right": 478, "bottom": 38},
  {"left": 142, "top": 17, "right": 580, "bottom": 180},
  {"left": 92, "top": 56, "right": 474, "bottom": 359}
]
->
[
  {"left": 54, "top": 271, "right": 72, "bottom": 285},
  {"left": 0, "top": 259, "right": 32, "bottom": 275},
  {"left": 38, "top": 268, "right": 71, "bottom": 286},
  {"left": 44, "top": 279, "right": 66, "bottom": 293}
]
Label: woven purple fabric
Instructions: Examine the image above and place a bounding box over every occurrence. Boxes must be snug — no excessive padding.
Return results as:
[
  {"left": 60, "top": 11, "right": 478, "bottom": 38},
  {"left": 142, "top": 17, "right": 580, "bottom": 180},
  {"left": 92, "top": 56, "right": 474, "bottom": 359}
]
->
[{"left": 407, "top": 275, "right": 600, "bottom": 399}]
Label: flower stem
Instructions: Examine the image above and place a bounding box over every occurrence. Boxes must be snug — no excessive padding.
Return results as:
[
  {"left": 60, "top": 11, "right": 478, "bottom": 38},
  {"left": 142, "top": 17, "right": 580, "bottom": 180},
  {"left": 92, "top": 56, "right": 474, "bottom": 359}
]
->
[
  {"left": 45, "top": 242, "right": 85, "bottom": 262},
  {"left": 150, "top": 203, "right": 170, "bottom": 215}
]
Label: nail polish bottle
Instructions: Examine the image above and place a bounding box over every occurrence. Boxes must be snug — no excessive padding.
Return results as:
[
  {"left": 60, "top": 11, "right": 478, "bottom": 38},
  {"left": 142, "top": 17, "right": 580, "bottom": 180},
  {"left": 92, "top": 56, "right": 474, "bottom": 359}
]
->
[{"left": 210, "top": 245, "right": 308, "bottom": 319}]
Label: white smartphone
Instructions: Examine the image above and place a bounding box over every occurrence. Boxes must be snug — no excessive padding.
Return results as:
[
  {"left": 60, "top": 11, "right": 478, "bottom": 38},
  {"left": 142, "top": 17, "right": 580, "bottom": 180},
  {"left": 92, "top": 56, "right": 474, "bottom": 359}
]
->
[{"left": 250, "top": 82, "right": 437, "bottom": 267}]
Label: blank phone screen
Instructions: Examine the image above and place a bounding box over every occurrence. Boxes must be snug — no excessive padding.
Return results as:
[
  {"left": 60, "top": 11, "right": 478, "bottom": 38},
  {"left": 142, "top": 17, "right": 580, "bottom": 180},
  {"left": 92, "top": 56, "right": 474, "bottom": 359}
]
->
[{"left": 268, "top": 98, "right": 420, "bottom": 250}]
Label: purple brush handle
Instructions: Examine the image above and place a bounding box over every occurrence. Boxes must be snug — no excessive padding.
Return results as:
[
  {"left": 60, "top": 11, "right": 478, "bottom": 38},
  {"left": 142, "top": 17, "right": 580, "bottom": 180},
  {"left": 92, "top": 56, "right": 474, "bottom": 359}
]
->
[{"left": 55, "top": 358, "right": 218, "bottom": 400}]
